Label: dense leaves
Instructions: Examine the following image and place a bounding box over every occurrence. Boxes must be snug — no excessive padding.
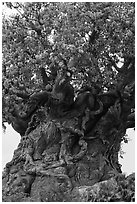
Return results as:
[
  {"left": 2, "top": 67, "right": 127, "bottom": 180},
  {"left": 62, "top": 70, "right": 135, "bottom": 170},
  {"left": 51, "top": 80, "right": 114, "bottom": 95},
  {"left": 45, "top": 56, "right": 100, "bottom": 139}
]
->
[{"left": 2, "top": 2, "right": 135, "bottom": 129}]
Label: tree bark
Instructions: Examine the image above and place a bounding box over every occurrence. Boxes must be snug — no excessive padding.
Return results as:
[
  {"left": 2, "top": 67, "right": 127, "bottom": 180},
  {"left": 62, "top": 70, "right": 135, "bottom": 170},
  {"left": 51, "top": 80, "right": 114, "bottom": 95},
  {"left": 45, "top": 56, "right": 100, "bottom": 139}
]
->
[{"left": 2, "top": 78, "right": 135, "bottom": 202}]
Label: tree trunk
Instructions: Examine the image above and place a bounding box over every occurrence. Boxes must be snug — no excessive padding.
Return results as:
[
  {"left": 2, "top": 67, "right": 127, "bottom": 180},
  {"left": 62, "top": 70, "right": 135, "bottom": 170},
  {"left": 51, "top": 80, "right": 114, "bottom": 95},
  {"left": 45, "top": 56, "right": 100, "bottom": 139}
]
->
[{"left": 2, "top": 91, "right": 134, "bottom": 202}]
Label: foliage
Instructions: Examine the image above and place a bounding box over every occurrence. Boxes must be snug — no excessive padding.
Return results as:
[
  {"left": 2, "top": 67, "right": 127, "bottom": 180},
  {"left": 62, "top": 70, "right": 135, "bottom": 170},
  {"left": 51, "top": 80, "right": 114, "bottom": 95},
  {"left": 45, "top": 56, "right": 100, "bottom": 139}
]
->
[{"left": 2, "top": 2, "right": 135, "bottom": 129}]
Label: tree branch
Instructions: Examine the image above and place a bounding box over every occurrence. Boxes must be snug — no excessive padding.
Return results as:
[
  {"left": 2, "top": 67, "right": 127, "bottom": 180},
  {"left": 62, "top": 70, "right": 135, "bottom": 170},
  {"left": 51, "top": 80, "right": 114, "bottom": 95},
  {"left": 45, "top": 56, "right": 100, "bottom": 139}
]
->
[
  {"left": 126, "top": 121, "right": 135, "bottom": 129},
  {"left": 13, "top": 90, "right": 30, "bottom": 99},
  {"left": 40, "top": 67, "right": 49, "bottom": 86}
]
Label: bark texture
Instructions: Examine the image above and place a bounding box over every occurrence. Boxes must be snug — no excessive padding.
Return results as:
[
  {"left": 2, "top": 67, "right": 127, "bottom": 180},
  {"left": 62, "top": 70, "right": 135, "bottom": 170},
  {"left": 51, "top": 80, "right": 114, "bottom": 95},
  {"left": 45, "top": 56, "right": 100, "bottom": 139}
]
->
[{"left": 2, "top": 70, "right": 135, "bottom": 202}]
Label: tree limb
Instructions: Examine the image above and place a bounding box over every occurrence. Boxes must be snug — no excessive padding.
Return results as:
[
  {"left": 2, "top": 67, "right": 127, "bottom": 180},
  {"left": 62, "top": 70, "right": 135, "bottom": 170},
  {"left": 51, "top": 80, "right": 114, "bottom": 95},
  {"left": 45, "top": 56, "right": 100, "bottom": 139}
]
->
[
  {"left": 40, "top": 67, "right": 49, "bottom": 86},
  {"left": 126, "top": 121, "right": 135, "bottom": 129},
  {"left": 13, "top": 90, "right": 30, "bottom": 99}
]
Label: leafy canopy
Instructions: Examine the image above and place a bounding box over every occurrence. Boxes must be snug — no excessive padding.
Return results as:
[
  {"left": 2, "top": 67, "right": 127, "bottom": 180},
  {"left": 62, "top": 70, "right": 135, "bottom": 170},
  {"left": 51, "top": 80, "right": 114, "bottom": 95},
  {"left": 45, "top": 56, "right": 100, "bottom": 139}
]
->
[{"left": 2, "top": 2, "right": 135, "bottom": 125}]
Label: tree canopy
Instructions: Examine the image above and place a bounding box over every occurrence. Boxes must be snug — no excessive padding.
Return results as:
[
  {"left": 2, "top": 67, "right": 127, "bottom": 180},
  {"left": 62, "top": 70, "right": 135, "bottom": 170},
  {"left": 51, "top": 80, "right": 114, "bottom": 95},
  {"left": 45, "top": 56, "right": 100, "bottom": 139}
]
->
[{"left": 2, "top": 2, "right": 135, "bottom": 136}]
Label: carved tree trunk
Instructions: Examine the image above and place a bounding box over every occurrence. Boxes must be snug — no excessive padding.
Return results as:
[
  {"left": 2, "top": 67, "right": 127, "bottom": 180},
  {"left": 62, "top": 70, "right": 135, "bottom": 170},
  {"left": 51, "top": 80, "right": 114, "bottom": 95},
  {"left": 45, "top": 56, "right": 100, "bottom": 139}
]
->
[{"left": 2, "top": 91, "right": 134, "bottom": 202}]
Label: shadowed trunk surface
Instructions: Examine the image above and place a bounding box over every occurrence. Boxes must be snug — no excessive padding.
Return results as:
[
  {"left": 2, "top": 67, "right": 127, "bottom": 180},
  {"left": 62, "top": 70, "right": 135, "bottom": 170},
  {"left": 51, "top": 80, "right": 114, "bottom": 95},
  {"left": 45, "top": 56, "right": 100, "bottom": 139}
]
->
[{"left": 2, "top": 82, "right": 135, "bottom": 202}]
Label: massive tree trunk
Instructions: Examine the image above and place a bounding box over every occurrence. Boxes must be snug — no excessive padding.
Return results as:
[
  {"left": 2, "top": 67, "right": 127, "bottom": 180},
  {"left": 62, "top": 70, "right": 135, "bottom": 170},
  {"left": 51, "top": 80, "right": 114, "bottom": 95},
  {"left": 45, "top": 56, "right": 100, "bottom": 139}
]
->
[{"left": 2, "top": 74, "right": 135, "bottom": 202}]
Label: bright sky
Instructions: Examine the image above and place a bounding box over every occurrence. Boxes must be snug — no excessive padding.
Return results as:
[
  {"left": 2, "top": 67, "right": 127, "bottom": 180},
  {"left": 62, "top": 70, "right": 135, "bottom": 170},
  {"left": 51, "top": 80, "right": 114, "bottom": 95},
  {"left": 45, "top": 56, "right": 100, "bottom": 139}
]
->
[
  {"left": 2, "top": 124, "right": 135, "bottom": 176},
  {"left": 119, "top": 128, "right": 135, "bottom": 175}
]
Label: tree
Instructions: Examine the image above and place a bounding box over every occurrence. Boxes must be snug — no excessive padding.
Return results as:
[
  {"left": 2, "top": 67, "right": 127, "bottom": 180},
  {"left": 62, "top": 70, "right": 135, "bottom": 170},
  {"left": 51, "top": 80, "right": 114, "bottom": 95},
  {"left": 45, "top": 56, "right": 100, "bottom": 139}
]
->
[{"left": 2, "top": 2, "right": 135, "bottom": 202}]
